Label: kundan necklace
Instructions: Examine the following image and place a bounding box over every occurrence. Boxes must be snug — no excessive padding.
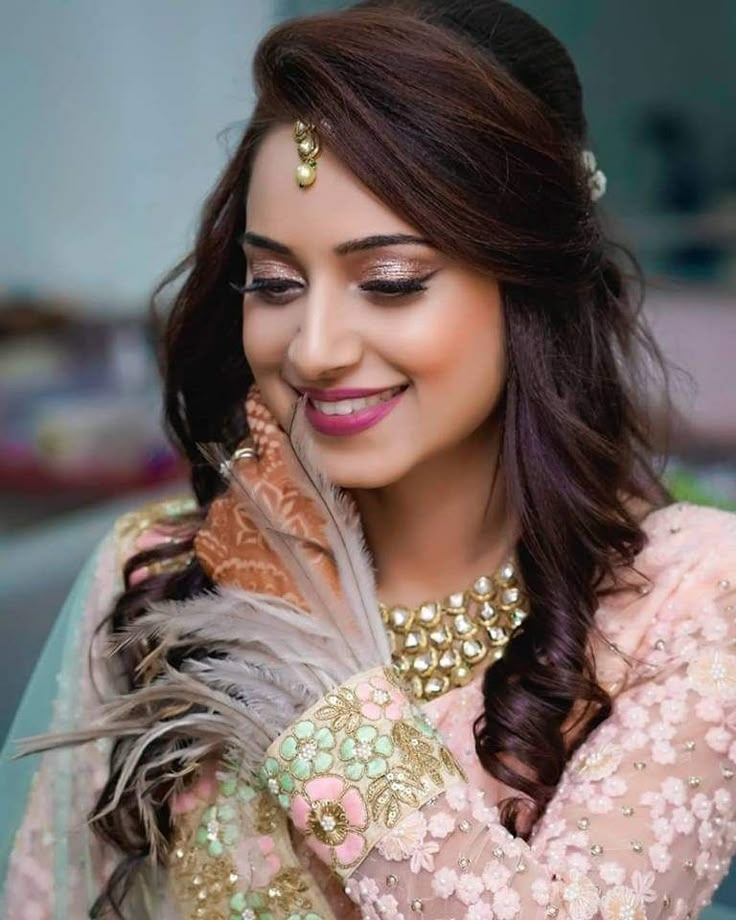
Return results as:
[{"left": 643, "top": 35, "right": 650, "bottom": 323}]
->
[{"left": 379, "top": 558, "right": 528, "bottom": 702}]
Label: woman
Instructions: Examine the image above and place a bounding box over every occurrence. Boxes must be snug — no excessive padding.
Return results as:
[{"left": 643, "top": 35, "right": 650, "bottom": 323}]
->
[{"left": 4, "top": 1, "right": 736, "bottom": 918}]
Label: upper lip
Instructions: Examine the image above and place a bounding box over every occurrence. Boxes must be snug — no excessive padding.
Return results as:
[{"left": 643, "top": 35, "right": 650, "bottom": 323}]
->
[{"left": 292, "top": 385, "right": 406, "bottom": 402}]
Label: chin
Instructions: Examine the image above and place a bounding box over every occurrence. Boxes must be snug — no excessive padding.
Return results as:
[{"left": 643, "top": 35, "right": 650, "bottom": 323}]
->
[{"left": 316, "top": 451, "right": 407, "bottom": 491}]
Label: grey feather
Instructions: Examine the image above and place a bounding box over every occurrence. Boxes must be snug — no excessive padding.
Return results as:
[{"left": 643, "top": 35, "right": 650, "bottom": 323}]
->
[
  {"left": 16, "top": 396, "right": 394, "bottom": 864},
  {"left": 283, "top": 397, "right": 391, "bottom": 664}
]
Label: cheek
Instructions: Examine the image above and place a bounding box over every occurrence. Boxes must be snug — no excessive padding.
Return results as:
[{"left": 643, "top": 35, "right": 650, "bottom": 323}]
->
[
  {"left": 242, "top": 306, "right": 291, "bottom": 372},
  {"left": 400, "top": 295, "right": 506, "bottom": 402}
]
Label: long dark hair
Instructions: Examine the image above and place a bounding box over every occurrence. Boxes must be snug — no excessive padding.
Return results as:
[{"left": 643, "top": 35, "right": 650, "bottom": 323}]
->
[{"left": 90, "top": 1, "right": 673, "bottom": 914}]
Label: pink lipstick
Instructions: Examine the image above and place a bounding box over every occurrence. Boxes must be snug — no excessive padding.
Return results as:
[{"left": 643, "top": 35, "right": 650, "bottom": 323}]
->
[{"left": 303, "top": 386, "right": 408, "bottom": 436}]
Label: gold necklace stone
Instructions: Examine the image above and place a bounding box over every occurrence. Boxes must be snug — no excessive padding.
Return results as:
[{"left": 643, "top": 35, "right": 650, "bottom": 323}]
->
[{"left": 379, "top": 558, "right": 527, "bottom": 702}]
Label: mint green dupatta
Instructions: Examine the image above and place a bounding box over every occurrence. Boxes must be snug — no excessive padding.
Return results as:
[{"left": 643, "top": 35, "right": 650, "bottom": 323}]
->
[
  {"left": 0, "top": 532, "right": 175, "bottom": 917},
  {"left": 0, "top": 536, "right": 115, "bottom": 916}
]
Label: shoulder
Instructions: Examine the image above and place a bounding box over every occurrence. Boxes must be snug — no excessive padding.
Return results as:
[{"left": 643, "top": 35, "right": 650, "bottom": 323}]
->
[
  {"left": 634, "top": 502, "right": 736, "bottom": 665},
  {"left": 641, "top": 499, "right": 736, "bottom": 542},
  {"left": 638, "top": 500, "right": 736, "bottom": 580},
  {"left": 594, "top": 502, "right": 736, "bottom": 689}
]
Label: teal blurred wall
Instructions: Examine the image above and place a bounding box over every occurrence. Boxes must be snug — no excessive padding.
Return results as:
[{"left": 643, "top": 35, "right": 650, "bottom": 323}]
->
[{"left": 0, "top": 0, "right": 274, "bottom": 309}]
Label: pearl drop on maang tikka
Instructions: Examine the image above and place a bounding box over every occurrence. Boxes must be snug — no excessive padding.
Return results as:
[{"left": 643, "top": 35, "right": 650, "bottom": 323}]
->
[{"left": 294, "top": 119, "right": 321, "bottom": 188}]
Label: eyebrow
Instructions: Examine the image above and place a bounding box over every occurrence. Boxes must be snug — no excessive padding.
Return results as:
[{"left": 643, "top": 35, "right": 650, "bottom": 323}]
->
[{"left": 240, "top": 231, "right": 432, "bottom": 257}]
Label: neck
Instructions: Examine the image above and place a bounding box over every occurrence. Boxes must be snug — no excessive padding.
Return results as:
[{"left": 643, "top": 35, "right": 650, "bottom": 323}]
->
[{"left": 349, "top": 418, "right": 519, "bottom": 608}]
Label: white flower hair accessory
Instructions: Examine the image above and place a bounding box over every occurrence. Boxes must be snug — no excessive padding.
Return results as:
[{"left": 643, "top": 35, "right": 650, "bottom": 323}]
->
[{"left": 581, "top": 149, "right": 607, "bottom": 202}]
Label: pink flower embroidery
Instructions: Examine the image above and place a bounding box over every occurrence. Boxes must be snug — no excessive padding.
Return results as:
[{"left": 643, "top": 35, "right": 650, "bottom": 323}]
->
[
  {"left": 355, "top": 675, "right": 406, "bottom": 721},
  {"left": 377, "top": 811, "right": 428, "bottom": 861},
  {"left": 444, "top": 783, "right": 469, "bottom": 812},
  {"left": 431, "top": 867, "right": 458, "bottom": 899},
  {"left": 235, "top": 834, "right": 281, "bottom": 888},
  {"left": 482, "top": 860, "right": 511, "bottom": 892},
  {"left": 493, "top": 886, "right": 521, "bottom": 919},
  {"left": 455, "top": 872, "right": 484, "bottom": 905},
  {"left": 600, "top": 885, "right": 646, "bottom": 920},
  {"left": 648, "top": 842, "right": 671, "bottom": 873},
  {"left": 530, "top": 877, "right": 551, "bottom": 906},
  {"left": 602, "top": 775, "right": 627, "bottom": 797},
  {"left": 290, "top": 776, "right": 368, "bottom": 870},
  {"left": 691, "top": 792, "right": 713, "bottom": 820},
  {"left": 620, "top": 703, "right": 649, "bottom": 730},
  {"left": 630, "top": 870, "right": 657, "bottom": 904},
  {"left": 170, "top": 766, "right": 217, "bottom": 815},
  {"left": 660, "top": 697, "right": 687, "bottom": 723},
  {"left": 705, "top": 726, "right": 731, "bottom": 752},
  {"left": 661, "top": 776, "right": 686, "bottom": 805},
  {"left": 651, "top": 740, "right": 677, "bottom": 764},
  {"left": 695, "top": 695, "right": 724, "bottom": 721},
  {"left": 427, "top": 811, "right": 455, "bottom": 839},
  {"left": 561, "top": 874, "right": 599, "bottom": 920},
  {"left": 358, "top": 877, "right": 380, "bottom": 902},
  {"left": 715, "top": 787, "right": 733, "bottom": 814},
  {"left": 409, "top": 838, "right": 439, "bottom": 873},
  {"left": 599, "top": 861, "right": 625, "bottom": 885},
  {"left": 649, "top": 721, "right": 675, "bottom": 741},
  {"left": 376, "top": 893, "right": 402, "bottom": 919},
  {"left": 567, "top": 852, "right": 591, "bottom": 875},
  {"left": 672, "top": 806, "right": 695, "bottom": 834},
  {"left": 651, "top": 816, "right": 674, "bottom": 846},
  {"left": 687, "top": 648, "right": 736, "bottom": 699}
]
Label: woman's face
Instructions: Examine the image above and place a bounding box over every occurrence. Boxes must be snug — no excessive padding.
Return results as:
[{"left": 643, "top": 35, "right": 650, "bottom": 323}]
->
[{"left": 242, "top": 124, "right": 507, "bottom": 489}]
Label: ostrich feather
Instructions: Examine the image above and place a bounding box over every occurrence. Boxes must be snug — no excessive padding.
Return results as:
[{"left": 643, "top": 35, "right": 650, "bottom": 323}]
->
[
  {"left": 111, "top": 587, "right": 344, "bottom": 694},
  {"left": 283, "top": 395, "right": 391, "bottom": 663},
  {"left": 16, "top": 396, "right": 395, "bottom": 862}
]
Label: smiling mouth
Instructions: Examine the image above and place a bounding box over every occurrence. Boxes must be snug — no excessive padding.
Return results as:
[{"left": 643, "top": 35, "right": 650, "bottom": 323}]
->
[{"left": 308, "top": 385, "right": 408, "bottom": 416}]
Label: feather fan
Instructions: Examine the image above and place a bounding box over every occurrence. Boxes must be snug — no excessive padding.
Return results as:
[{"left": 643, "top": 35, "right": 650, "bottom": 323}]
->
[{"left": 15, "top": 395, "right": 392, "bottom": 860}]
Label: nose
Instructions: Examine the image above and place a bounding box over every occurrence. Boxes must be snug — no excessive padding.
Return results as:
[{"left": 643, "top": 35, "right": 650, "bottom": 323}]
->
[{"left": 287, "top": 286, "right": 363, "bottom": 382}]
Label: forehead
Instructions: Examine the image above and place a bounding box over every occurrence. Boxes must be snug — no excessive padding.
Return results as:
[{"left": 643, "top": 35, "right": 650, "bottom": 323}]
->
[{"left": 245, "top": 124, "right": 418, "bottom": 248}]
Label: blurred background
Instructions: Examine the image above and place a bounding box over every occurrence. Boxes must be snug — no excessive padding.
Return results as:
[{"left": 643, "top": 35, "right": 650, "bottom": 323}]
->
[{"left": 1, "top": 1, "right": 736, "bottom": 905}]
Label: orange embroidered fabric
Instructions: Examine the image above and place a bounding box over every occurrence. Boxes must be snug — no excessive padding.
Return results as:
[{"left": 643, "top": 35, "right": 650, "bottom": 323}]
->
[{"left": 194, "top": 384, "right": 348, "bottom": 607}]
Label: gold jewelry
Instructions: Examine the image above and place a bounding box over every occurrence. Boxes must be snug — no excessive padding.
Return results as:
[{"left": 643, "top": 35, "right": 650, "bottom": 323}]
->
[
  {"left": 293, "top": 119, "right": 321, "bottom": 188},
  {"left": 379, "top": 559, "right": 527, "bottom": 702}
]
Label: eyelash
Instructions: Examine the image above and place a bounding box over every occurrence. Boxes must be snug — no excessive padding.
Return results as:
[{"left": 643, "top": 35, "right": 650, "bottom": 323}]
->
[{"left": 231, "top": 273, "right": 435, "bottom": 303}]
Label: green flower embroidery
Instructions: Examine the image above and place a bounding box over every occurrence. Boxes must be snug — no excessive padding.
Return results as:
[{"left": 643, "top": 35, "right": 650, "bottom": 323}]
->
[
  {"left": 194, "top": 803, "right": 239, "bottom": 858},
  {"left": 229, "top": 891, "right": 273, "bottom": 920},
  {"left": 219, "top": 770, "right": 258, "bottom": 803},
  {"left": 339, "top": 724, "right": 394, "bottom": 781},
  {"left": 279, "top": 720, "right": 335, "bottom": 780},
  {"left": 286, "top": 914, "right": 322, "bottom": 920},
  {"left": 260, "top": 758, "right": 295, "bottom": 809},
  {"left": 413, "top": 709, "right": 439, "bottom": 739}
]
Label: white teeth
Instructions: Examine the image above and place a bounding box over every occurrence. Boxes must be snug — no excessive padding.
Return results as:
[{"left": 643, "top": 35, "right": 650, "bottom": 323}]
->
[{"left": 311, "top": 386, "right": 404, "bottom": 416}]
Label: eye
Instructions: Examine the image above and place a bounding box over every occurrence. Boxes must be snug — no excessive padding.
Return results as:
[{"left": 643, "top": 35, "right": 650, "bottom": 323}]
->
[
  {"left": 359, "top": 270, "right": 438, "bottom": 299},
  {"left": 231, "top": 277, "right": 303, "bottom": 304}
]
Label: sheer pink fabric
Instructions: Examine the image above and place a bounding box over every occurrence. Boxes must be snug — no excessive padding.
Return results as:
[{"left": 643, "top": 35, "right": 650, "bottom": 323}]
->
[
  {"left": 260, "top": 503, "right": 736, "bottom": 920},
  {"left": 314, "top": 504, "right": 736, "bottom": 919}
]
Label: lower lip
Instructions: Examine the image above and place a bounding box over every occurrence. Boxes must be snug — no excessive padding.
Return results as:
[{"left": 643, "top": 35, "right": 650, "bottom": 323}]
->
[{"left": 304, "top": 388, "right": 407, "bottom": 436}]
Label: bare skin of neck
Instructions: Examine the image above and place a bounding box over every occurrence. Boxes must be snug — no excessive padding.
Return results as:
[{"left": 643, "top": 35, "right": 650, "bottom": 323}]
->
[{"left": 349, "top": 413, "right": 519, "bottom": 609}]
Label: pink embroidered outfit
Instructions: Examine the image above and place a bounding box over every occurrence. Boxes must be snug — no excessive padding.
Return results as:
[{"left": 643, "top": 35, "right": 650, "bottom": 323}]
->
[{"left": 3, "top": 387, "right": 736, "bottom": 920}]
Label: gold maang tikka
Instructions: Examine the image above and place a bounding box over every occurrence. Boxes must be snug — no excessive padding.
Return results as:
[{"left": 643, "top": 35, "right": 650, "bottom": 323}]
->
[{"left": 293, "top": 120, "right": 321, "bottom": 188}]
